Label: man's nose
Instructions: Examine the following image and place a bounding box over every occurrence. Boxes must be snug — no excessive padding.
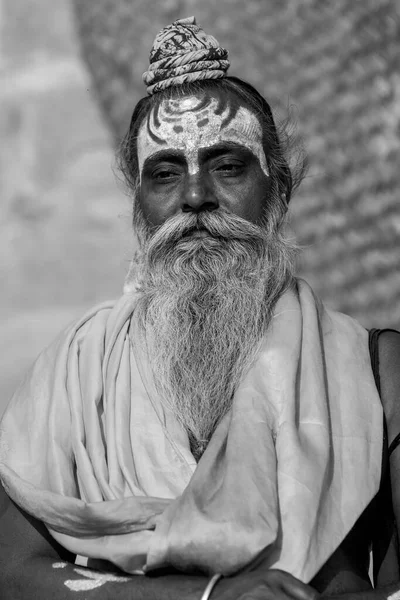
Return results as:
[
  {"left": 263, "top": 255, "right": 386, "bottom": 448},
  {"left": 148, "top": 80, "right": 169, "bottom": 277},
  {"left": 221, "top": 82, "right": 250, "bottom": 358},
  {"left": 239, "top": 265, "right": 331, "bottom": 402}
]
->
[{"left": 181, "top": 174, "right": 218, "bottom": 213}]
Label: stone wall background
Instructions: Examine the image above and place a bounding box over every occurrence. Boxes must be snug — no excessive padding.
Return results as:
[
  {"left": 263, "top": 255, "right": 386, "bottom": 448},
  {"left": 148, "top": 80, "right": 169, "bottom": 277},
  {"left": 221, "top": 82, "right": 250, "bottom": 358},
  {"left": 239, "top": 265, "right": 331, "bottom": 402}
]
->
[{"left": 1, "top": 0, "right": 400, "bottom": 414}]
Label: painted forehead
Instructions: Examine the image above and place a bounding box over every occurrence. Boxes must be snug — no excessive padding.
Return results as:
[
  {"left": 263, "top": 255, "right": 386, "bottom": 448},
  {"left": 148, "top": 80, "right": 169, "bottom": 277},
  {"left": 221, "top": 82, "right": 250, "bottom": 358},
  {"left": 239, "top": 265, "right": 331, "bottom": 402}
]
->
[{"left": 137, "top": 93, "right": 269, "bottom": 177}]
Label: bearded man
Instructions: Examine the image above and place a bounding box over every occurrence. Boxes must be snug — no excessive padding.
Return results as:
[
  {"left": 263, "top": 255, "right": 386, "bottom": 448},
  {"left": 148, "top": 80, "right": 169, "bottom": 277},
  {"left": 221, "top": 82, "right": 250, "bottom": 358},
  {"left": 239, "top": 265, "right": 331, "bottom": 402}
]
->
[{"left": 1, "top": 16, "right": 400, "bottom": 600}]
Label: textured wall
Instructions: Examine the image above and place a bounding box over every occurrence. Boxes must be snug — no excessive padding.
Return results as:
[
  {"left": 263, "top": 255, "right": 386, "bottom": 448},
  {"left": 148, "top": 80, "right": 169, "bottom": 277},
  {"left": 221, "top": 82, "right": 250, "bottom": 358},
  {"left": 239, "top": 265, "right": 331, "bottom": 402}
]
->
[{"left": 72, "top": 0, "right": 400, "bottom": 328}]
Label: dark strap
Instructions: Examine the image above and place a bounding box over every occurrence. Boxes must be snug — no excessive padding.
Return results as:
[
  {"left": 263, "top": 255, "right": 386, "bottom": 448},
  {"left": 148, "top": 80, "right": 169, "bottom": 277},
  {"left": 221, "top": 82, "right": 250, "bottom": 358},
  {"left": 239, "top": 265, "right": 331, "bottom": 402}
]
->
[
  {"left": 369, "top": 328, "right": 388, "bottom": 480},
  {"left": 369, "top": 328, "right": 382, "bottom": 394},
  {"left": 389, "top": 433, "right": 400, "bottom": 457}
]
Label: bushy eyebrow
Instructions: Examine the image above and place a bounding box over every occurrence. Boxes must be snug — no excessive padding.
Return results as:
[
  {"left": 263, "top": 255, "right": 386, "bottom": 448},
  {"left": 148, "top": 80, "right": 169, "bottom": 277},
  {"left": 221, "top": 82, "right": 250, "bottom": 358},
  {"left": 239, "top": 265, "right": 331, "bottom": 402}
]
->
[
  {"left": 142, "top": 149, "right": 187, "bottom": 172},
  {"left": 198, "top": 142, "right": 256, "bottom": 162},
  {"left": 142, "top": 142, "right": 255, "bottom": 173}
]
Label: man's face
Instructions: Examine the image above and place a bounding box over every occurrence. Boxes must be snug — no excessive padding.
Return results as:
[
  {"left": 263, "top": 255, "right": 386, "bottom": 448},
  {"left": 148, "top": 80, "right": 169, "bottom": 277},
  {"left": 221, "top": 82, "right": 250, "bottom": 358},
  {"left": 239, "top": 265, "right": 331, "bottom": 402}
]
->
[{"left": 136, "top": 92, "right": 271, "bottom": 231}]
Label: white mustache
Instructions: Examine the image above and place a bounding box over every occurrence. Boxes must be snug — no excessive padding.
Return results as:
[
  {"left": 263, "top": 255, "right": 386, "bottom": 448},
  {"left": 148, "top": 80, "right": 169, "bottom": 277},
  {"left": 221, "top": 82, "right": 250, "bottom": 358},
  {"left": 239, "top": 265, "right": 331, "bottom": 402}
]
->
[{"left": 147, "top": 211, "right": 270, "bottom": 248}]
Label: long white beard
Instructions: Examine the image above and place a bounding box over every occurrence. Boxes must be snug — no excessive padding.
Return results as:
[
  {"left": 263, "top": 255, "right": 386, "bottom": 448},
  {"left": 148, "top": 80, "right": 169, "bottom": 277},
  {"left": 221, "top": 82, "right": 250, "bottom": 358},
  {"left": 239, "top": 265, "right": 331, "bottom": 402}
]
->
[{"left": 132, "top": 207, "right": 297, "bottom": 460}]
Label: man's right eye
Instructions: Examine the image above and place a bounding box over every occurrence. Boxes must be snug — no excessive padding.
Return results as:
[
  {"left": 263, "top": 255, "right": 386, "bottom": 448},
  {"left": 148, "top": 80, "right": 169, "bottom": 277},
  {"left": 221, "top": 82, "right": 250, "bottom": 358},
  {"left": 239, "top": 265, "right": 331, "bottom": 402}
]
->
[{"left": 152, "top": 167, "right": 180, "bottom": 181}]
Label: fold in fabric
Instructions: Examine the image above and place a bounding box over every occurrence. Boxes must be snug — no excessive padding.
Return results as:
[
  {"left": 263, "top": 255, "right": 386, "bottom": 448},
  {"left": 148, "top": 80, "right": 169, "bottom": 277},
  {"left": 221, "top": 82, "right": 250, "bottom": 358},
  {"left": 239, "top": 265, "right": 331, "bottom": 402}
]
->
[{"left": 0, "top": 280, "right": 383, "bottom": 582}]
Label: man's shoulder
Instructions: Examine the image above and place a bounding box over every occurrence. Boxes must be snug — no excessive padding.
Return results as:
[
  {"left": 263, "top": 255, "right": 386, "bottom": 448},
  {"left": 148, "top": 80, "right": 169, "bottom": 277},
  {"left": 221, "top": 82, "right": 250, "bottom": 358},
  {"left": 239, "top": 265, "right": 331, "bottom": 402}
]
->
[
  {"left": 51, "top": 296, "right": 134, "bottom": 345},
  {"left": 376, "top": 328, "right": 400, "bottom": 348},
  {"left": 23, "top": 296, "right": 134, "bottom": 386}
]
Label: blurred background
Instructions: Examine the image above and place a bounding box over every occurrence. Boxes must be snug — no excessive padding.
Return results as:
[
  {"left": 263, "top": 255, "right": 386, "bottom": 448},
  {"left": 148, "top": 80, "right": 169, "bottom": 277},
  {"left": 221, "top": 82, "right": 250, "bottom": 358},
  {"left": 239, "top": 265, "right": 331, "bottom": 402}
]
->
[{"left": 1, "top": 0, "right": 399, "bottom": 415}]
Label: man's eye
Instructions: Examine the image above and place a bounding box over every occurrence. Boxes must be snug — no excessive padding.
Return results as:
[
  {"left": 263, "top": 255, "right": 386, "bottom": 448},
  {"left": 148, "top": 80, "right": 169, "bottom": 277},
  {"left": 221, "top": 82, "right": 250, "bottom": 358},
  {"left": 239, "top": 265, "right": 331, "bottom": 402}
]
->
[
  {"left": 214, "top": 161, "right": 244, "bottom": 175},
  {"left": 152, "top": 169, "right": 179, "bottom": 181}
]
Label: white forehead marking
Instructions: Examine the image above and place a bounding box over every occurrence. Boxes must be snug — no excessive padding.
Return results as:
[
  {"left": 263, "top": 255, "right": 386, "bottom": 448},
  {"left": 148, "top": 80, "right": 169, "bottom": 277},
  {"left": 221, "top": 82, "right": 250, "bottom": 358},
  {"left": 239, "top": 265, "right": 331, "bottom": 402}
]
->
[
  {"left": 180, "top": 97, "right": 200, "bottom": 110},
  {"left": 137, "top": 95, "right": 269, "bottom": 177}
]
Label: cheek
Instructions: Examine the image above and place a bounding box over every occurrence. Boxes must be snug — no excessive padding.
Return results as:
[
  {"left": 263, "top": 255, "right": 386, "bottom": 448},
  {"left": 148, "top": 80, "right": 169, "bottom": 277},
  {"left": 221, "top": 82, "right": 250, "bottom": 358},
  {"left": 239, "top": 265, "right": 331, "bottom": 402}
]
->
[
  {"left": 239, "top": 202, "right": 265, "bottom": 224},
  {"left": 138, "top": 185, "right": 160, "bottom": 227},
  {"left": 233, "top": 175, "right": 271, "bottom": 224},
  {"left": 138, "top": 183, "right": 175, "bottom": 228}
]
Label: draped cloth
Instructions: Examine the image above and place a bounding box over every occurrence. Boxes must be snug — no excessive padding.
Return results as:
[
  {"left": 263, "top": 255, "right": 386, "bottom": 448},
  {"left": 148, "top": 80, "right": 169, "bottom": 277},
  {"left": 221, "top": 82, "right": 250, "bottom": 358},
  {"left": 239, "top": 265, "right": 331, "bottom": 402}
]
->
[{"left": 0, "top": 279, "right": 383, "bottom": 582}]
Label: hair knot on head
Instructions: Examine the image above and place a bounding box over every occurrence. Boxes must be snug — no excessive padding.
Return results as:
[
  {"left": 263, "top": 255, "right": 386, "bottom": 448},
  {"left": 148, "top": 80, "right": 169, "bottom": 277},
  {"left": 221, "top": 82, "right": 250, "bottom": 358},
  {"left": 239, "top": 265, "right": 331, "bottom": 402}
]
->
[{"left": 143, "top": 16, "right": 230, "bottom": 95}]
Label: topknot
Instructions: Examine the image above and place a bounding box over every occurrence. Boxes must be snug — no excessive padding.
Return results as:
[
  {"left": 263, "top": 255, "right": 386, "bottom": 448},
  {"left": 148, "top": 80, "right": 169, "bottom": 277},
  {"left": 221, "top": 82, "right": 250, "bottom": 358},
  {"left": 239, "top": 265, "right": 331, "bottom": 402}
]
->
[{"left": 142, "top": 16, "right": 230, "bottom": 95}]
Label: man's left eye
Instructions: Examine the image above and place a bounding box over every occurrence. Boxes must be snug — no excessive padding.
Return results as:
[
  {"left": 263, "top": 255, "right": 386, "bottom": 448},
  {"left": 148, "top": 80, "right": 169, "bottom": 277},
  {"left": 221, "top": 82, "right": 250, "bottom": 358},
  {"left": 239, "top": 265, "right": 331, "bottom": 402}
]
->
[
  {"left": 156, "top": 171, "right": 173, "bottom": 178},
  {"left": 152, "top": 169, "right": 179, "bottom": 181},
  {"left": 214, "top": 162, "right": 244, "bottom": 175}
]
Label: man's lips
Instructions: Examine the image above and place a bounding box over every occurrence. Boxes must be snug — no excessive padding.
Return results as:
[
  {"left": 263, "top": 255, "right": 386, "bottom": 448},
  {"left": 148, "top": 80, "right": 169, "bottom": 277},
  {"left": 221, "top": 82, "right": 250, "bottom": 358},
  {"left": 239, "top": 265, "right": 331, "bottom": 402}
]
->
[{"left": 182, "top": 229, "right": 210, "bottom": 238}]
